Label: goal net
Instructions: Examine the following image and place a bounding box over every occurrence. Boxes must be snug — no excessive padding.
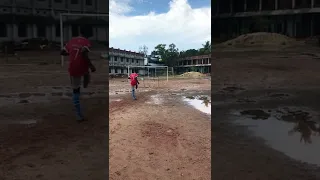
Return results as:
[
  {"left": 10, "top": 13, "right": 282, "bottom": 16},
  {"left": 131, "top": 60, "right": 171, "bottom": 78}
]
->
[
  {"left": 127, "top": 66, "right": 170, "bottom": 88},
  {"left": 59, "top": 13, "right": 108, "bottom": 67}
]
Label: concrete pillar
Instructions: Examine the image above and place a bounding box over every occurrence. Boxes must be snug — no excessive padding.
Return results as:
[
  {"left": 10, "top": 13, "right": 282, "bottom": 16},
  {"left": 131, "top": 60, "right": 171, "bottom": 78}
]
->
[
  {"left": 292, "top": 0, "right": 295, "bottom": 9},
  {"left": 311, "top": 15, "right": 314, "bottom": 36},
  {"left": 259, "top": 0, "right": 262, "bottom": 11},
  {"left": 230, "top": 0, "right": 233, "bottom": 13},
  {"left": 275, "top": 0, "right": 278, "bottom": 10},
  {"left": 51, "top": 25, "right": 55, "bottom": 41},
  {"left": 311, "top": 0, "right": 314, "bottom": 8},
  {"left": 12, "top": 24, "right": 18, "bottom": 40},
  {"left": 32, "top": 24, "right": 37, "bottom": 38},
  {"left": 216, "top": 0, "right": 219, "bottom": 14},
  {"left": 244, "top": 0, "right": 247, "bottom": 11}
]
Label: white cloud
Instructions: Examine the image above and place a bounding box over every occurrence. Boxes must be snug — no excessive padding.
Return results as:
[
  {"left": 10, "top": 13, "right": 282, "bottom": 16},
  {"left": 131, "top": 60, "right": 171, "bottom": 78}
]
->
[{"left": 109, "top": 0, "right": 211, "bottom": 52}]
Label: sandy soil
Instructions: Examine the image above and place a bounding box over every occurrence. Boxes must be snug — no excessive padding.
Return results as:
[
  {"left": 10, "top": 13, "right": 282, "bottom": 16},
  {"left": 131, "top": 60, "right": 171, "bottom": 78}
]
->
[
  {"left": 212, "top": 47, "right": 320, "bottom": 179},
  {"left": 109, "top": 78, "right": 211, "bottom": 180},
  {"left": 0, "top": 54, "right": 211, "bottom": 180}
]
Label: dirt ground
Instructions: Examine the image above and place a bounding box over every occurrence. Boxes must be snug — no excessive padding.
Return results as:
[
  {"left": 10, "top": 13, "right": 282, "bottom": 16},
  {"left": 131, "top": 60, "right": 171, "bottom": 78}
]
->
[
  {"left": 212, "top": 47, "right": 320, "bottom": 179},
  {"left": 0, "top": 53, "right": 211, "bottom": 180},
  {"left": 0, "top": 58, "right": 109, "bottom": 180},
  {"left": 109, "top": 78, "right": 211, "bottom": 180}
]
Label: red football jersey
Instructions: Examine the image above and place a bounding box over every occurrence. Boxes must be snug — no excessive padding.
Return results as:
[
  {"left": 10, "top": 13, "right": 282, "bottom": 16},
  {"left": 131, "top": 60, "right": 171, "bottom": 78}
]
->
[
  {"left": 64, "top": 36, "right": 91, "bottom": 76},
  {"left": 129, "top": 73, "right": 138, "bottom": 86}
]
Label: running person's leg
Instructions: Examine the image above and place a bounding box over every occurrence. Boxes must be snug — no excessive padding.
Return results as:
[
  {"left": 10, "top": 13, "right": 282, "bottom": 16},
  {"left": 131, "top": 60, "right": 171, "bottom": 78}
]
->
[
  {"left": 131, "top": 85, "right": 136, "bottom": 100},
  {"left": 83, "top": 72, "right": 90, "bottom": 88},
  {"left": 70, "top": 76, "right": 84, "bottom": 121}
]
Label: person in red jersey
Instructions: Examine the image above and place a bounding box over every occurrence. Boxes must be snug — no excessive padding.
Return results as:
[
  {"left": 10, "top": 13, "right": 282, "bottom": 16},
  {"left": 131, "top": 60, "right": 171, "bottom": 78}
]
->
[
  {"left": 128, "top": 71, "right": 139, "bottom": 100},
  {"left": 60, "top": 25, "right": 96, "bottom": 122}
]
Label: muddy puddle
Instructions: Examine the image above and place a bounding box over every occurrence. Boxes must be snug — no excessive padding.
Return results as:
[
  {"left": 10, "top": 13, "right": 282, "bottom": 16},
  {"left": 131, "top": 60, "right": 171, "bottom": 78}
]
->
[
  {"left": 183, "top": 95, "right": 211, "bottom": 115},
  {"left": 231, "top": 107, "right": 320, "bottom": 166},
  {"left": 146, "top": 94, "right": 163, "bottom": 105}
]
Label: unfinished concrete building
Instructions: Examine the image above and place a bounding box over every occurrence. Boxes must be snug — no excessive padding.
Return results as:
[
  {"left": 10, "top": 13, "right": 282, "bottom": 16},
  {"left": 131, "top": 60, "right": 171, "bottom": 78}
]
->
[
  {"left": 176, "top": 54, "right": 211, "bottom": 74},
  {"left": 108, "top": 48, "right": 145, "bottom": 75},
  {"left": 213, "top": 0, "right": 320, "bottom": 40}
]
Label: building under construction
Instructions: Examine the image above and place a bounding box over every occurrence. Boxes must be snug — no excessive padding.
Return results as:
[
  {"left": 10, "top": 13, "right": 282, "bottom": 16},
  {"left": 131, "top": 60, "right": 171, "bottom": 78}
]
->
[
  {"left": 213, "top": 0, "right": 320, "bottom": 41},
  {"left": 108, "top": 48, "right": 145, "bottom": 75},
  {"left": 176, "top": 54, "right": 211, "bottom": 74}
]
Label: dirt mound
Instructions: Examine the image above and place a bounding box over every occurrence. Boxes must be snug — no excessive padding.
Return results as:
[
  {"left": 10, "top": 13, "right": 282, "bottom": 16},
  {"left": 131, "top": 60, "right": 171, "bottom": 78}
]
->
[
  {"left": 216, "top": 32, "right": 297, "bottom": 48},
  {"left": 180, "top": 71, "right": 205, "bottom": 78}
]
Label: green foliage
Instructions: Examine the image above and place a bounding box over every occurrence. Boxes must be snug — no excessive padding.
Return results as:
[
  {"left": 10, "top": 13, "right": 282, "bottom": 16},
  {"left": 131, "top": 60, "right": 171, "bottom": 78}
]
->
[{"left": 149, "top": 41, "right": 211, "bottom": 67}]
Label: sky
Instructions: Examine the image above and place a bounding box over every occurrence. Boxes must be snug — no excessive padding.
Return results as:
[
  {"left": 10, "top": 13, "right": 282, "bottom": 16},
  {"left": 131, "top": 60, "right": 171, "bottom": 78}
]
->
[{"left": 109, "top": 0, "right": 211, "bottom": 53}]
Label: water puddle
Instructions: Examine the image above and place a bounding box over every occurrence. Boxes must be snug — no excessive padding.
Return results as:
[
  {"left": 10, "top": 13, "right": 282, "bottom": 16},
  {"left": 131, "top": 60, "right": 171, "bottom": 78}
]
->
[
  {"left": 183, "top": 95, "right": 211, "bottom": 115},
  {"left": 146, "top": 94, "right": 163, "bottom": 105},
  {"left": 231, "top": 107, "right": 320, "bottom": 165}
]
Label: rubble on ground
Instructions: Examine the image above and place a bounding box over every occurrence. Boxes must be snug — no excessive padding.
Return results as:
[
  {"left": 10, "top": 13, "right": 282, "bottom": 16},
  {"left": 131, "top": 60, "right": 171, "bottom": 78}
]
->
[{"left": 216, "top": 32, "right": 298, "bottom": 48}]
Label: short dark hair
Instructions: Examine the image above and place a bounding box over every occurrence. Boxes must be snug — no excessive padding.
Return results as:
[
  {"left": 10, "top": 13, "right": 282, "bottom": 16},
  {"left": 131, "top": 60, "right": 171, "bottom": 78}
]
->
[{"left": 79, "top": 25, "right": 89, "bottom": 38}]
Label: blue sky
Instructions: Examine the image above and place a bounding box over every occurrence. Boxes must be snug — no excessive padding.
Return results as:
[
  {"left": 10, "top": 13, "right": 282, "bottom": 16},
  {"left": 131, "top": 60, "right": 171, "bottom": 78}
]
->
[
  {"left": 109, "top": 0, "right": 211, "bottom": 54},
  {"left": 127, "top": 0, "right": 211, "bottom": 15}
]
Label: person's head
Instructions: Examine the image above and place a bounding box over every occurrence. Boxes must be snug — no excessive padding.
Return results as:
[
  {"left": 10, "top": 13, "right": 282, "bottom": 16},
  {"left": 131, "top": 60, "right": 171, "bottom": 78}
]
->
[{"left": 79, "top": 25, "right": 89, "bottom": 38}]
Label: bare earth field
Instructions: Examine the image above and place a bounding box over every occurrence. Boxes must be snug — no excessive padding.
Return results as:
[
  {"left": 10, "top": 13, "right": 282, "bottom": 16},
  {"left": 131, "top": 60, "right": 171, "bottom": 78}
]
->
[
  {"left": 109, "top": 77, "right": 211, "bottom": 180},
  {"left": 0, "top": 52, "right": 212, "bottom": 180},
  {"left": 0, "top": 57, "right": 109, "bottom": 180},
  {"left": 212, "top": 48, "right": 320, "bottom": 179}
]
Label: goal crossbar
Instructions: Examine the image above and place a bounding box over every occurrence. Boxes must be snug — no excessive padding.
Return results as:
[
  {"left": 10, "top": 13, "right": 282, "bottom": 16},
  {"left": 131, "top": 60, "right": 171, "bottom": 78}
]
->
[
  {"left": 59, "top": 13, "right": 108, "bottom": 67},
  {"left": 127, "top": 66, "right": 169, "bottom": 82}
]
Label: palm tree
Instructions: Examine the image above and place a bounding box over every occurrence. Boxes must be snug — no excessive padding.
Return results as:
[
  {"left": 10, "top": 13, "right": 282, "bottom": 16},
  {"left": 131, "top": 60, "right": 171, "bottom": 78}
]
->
[
  {"left": 198, "top": 41, "right": 211, "bottom": 55},
  {"left": 288, "top": 119, "right": 319, "bottom": 144}
]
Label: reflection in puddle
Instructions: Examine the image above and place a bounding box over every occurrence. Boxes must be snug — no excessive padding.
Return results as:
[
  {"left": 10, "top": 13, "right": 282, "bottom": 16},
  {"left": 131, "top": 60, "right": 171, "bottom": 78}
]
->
[
  {"left": 183, "top": 95, "right": 211, "bottom": 115},
  {"left": 232, "top": 108, "right": 320, "bottom": 165}
]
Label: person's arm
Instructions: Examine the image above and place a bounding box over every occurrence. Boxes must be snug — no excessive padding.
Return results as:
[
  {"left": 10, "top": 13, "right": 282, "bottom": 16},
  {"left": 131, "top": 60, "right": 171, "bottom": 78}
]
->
[
  {"left": 82, "top": 46, "right": 96, "bottom": 72},
  {"left": 60, "top": 46, "right": 69, "bottom": 56},
  {"left": 135, "top": 77, "right": 139, "bottom": 84}
]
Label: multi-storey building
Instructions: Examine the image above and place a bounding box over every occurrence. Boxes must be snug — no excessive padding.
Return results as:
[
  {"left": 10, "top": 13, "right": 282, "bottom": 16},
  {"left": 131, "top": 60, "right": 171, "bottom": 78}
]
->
[
  {"left": 176, "top": 54, "right": 211, "bottom": 74},
  {"left": 0, "top": 0, "right": 108, "bottom": 42},
  {"left": 108, "top": 47, "right": 145, "bottom": 75},
  {"left": 213, "top": 0, "right": 320, "bottom": 40}
]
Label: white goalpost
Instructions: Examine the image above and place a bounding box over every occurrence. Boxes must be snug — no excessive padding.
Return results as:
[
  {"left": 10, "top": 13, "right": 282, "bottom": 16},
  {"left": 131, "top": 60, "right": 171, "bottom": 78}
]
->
[
  {"left": 127, "top": 65, "right": 169, "bottom": 82},
  {"left": 59, "top": 13, "right": 109, "bottom": 67}
]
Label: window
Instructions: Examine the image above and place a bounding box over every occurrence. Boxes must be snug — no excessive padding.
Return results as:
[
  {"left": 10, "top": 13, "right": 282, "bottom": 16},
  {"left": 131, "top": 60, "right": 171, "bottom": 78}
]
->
[
  {"left": 55, "top": 24, "right": 60, "bottom": 37},
  {"left": 115, "top": 69, "right": 118, "bottom": 73},
  {"left": 86, "top": 0, "right": 92, "bottom": 5},
  {"left": 114, "top": 57, "right": 117, "bottom": 61},
  {"left": 120, "top": 57, "right": 123, "bottom": 62},
  {"left": 131, "top": 59, "right": 134, "bottom": 63},
  {"left": 136, "top": 60, "right": 138, "bottom": 63},
  {"left": 109, "top": 67, "right": 111, "bottom": 73},
  {"left": 18, "top": 23, "right": 27, "bottom": 37},
  {"left": 71, "top": 0, "right": 78, "bottom": 4},
  {"left": 126, "top": 59, "right": 129, "bottom": 62},
  {"left": 120, "top": 69, "right": 123, "bottom": 73},
  {"left": 37, "top": 24, "right": 46, "bottom": 37},
  {"left": 71, "top": 25, "right": 78, "bottom": 36},
  {"left": 0, "top": 23, "right": 6, "bottom": 37}
]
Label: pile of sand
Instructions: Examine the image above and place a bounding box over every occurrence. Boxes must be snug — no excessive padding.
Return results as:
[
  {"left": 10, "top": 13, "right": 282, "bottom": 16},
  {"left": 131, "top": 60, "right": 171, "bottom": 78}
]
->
[
  {"left": 216, "top": 32, "right": 297, "bottom": 48},
  {"left": 180, "top": 72, "right": 205, "bottom": 78}
]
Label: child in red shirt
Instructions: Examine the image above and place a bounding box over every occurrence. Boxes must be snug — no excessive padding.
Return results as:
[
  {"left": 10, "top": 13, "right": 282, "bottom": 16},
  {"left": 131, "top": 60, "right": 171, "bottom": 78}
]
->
[{"left": 128, "top": 72, "right": 139, "bottom": 100}]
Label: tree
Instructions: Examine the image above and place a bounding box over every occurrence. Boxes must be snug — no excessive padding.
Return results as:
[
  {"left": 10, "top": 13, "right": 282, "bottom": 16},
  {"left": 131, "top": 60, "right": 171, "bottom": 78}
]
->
[
  {"left": 198, "top": 41, "right": 211, "bottom": 55},
  {"left": 166, "top": 43, "right": 179, "bottom": 67},
  {"left": 138, "top": 45, "right": 148, "bottom": 57},
  {"left": 151, "top": 41, "right": 211, "bottom": 66}
]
